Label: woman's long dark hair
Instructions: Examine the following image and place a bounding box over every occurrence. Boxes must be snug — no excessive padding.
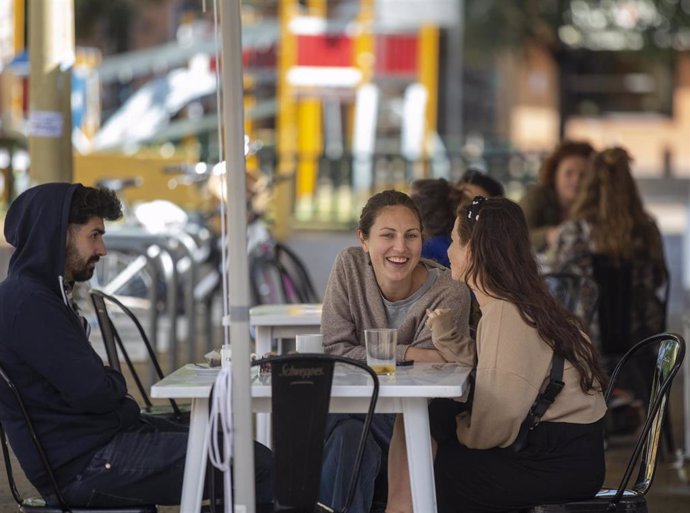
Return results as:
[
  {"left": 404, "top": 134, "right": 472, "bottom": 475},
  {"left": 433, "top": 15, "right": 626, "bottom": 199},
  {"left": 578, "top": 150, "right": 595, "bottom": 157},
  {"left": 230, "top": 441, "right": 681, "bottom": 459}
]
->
[{"left": 458, "top": 197, "right": 608, "bottom": 392}]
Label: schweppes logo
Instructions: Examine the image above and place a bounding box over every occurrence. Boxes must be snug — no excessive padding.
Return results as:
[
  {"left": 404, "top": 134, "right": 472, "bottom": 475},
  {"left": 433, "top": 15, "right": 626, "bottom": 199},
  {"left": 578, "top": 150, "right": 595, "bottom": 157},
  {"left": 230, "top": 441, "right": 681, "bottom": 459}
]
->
[{"left": 278, "top": 364, "right": 326, "bottom": 379}]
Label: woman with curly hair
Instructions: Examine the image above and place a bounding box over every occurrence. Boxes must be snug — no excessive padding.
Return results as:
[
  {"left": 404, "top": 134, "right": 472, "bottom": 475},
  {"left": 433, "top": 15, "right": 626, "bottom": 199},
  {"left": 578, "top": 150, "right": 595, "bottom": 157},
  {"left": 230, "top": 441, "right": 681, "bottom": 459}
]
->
[{"left": 520, "top": 140, "right": 595, "bottom": 252}]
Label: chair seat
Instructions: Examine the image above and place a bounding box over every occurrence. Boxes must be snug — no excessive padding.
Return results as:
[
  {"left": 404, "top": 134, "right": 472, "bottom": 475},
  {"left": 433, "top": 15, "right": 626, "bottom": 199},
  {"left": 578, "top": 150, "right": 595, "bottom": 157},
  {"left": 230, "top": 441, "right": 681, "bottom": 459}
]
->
[
  {"left": 141, "top": 403, "right": 191, "bottom": 422},
  {"left": 20, "top": 497, "right": 157, "bottom": 513},
  {"left": 528, "top": 490, "right": 647, "bottom": 513}
]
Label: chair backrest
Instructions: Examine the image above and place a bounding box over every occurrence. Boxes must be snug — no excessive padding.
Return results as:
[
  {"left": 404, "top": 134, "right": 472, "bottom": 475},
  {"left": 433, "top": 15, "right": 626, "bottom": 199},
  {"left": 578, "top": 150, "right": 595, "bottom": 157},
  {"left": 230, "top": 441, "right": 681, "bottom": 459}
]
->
[
  {"left": 542, "top": 271, "right": 599, "bottom": 325},
  {"left": 0, "top": 360, "right": 69, "bottom": 511},
  {"left": 586, "top": 253, "right": 669, "bottom": 358},
  {"left": 0, "top": 408, "right": 31, "bottom": 508},
  {"left": 249, "top": 249, "right": 288, "bottom": 305},
  {"left": 0, "top": 360, "right": 158, "bottom": 513},
  {"left": 249, "top": 242, "right": 320, "bottom": 306},
  {"left": 273, "top": 242, "right": 320, "bottom": 304},
  {"left": 590, "top": 256, "right": 634, "bottom": 356},
  {"left": 0, "top": 361, "right": 78, "bottom": 511},
  {"left": 603, "top": 332, "right": 685, "bottom": 505},
  {"left": 89, "top": 290, "right": 181, "bottom": 417},
  {"left": 251, "top": 354, "right": 379, "bottom": 513}
]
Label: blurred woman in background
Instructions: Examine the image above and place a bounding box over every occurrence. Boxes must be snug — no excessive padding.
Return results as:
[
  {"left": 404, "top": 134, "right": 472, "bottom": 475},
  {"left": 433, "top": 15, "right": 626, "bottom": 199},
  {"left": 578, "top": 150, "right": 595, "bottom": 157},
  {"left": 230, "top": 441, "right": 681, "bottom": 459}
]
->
[
  {"left": 552, "top": 146, "right": 668, "bottom": 355},
  {"left": 409, "top": 178, "right": 464, "bottom": 267},
  {"left": 457, "top": 168, "right": 505, "bottom": 200},
  {"left": 520, "top": 140, "right": 595, "bottom": 253},
  {"left": 411, "top": 172, "right": 504, "bottom": 268}
]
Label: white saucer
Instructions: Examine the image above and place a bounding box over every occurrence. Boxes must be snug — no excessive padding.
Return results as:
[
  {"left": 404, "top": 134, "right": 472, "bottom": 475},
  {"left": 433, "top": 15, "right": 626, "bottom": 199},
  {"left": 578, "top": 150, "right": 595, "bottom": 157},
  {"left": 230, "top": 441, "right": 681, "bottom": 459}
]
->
[{"left": 186, "top": 363, "right": 221, "bottom": 377}]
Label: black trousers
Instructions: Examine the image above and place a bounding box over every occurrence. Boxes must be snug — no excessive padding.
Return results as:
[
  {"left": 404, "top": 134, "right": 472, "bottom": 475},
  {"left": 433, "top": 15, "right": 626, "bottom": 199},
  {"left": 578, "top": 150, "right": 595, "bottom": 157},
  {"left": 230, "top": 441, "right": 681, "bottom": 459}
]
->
[{"left": 430, "top": 399, "right": 605, "bottom": 513}]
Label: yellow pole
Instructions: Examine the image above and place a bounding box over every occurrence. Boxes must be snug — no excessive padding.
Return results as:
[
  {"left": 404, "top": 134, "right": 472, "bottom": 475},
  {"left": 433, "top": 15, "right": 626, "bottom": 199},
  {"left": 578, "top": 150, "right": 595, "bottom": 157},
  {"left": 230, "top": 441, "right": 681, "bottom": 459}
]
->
[
  {"left": 418, "top": 23, "right": 439, "bottom": 173},
  {"left": 13, "top": 0, "right": 24, "bottom": 52},
  {"left": 294, "top": 0, "right": 326, "bottom": 222},
  {"left": 354, "top": 0, "right": 375, "bottom": 84},
  {"left": 28, "top": 0, "right": 74, "bottom": 184},
  {"left": 274, "top": 0, "right": 299, "bottom": 239}
]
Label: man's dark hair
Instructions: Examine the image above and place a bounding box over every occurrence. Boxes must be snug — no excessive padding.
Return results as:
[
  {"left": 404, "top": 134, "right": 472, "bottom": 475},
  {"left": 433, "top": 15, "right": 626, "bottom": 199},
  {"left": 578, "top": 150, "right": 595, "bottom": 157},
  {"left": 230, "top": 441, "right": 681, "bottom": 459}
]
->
[{"left": 68, "top": 186, "right": 123, "bottom": 225}]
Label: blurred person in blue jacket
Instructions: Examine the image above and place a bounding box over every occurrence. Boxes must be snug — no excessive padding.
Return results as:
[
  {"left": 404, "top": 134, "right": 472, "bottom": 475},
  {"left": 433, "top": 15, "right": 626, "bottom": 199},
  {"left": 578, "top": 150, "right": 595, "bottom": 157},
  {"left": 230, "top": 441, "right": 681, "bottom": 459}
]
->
[
  {"left": 411, "top": 173, "right": 504, "bottom": 268},
  {"left": 409, "top": 178, "right": 464, "bottom": 267}
]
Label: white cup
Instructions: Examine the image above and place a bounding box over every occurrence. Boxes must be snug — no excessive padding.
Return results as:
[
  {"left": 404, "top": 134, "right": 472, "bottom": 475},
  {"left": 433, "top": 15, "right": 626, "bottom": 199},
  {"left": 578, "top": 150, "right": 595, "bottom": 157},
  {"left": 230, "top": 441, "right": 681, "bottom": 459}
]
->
[{"left": 295, "top": 333, "right": 324, "bottom": 353}]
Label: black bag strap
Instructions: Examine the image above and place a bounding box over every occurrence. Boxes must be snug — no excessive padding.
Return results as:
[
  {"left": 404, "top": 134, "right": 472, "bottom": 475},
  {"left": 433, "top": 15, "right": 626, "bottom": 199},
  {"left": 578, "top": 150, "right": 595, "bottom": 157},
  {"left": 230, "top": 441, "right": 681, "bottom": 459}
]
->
[{"left": 511, "top": 351, "right": 565, "bottom": 452}]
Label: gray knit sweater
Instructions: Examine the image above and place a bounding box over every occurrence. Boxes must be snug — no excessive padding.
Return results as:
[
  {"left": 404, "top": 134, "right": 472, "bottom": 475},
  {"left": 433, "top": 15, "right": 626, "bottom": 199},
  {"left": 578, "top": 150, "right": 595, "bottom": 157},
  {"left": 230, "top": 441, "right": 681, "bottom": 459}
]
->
[{"left": 321, "top": 246, "right": 472, "bottom": 361}]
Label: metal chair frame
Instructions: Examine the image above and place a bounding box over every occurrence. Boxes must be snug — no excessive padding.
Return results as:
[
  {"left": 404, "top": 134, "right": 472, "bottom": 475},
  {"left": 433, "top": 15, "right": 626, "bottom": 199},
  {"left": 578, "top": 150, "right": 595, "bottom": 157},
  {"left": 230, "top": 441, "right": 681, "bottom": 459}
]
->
[
  {"left": 89, "top": 289, "right": 183, "bottom": 419},
  {"left": 530, "top": 332, "right": 685, "bottom": 512},
  {"left": 249, "top": 353, "right": 379, "bottom": 513},
  {"left": 542, "top": 271, "right": 599, "bottom": 326},
  {"left": 0, "top": 362, "right": 157, "bottom": 513}
]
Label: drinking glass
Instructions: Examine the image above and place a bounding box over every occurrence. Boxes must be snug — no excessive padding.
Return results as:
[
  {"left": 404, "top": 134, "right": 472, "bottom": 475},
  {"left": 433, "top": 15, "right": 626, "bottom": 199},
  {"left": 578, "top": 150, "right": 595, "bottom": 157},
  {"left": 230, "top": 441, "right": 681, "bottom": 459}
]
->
[{"left": 364, "top": 328, "right": 397, "bottom": 375}]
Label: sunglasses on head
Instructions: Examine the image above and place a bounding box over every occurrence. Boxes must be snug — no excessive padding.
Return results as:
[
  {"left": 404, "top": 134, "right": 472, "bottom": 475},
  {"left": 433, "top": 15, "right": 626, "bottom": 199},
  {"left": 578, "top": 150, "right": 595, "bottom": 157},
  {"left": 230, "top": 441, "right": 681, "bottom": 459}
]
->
[{"left": 466, "top": 196, "right": 486, "bottom": 227}]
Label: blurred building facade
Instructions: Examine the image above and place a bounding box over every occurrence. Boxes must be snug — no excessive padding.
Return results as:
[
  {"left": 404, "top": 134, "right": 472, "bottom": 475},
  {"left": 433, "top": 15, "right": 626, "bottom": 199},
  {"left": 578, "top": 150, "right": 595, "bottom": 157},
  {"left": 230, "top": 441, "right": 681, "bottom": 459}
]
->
[{"left": 2, "top": 1, "right": 690, "bottom": 222}]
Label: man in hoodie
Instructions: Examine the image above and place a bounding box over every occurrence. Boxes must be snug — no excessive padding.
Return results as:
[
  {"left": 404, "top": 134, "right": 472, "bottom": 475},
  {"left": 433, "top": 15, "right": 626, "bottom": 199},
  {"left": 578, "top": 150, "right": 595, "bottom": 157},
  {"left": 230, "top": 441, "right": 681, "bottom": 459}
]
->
[{"left": 0, "top": 183, "right": 272, "bottom": 509}]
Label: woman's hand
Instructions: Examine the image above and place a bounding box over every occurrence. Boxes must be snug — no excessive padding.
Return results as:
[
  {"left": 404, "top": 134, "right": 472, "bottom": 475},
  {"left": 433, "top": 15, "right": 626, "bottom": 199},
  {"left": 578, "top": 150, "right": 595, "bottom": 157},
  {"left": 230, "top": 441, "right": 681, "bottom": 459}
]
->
[
  {"left": 403, "top": 346, "right": 447, "bottom": 363},
  {"left": 426, "top": 308, "right": 454, "bottom": 333},
  {"left": 426, "top": 308, "right": 474, "bottom": 364},
  {"left": 546, "top": 225, "right": 560, "bottom": 249}
]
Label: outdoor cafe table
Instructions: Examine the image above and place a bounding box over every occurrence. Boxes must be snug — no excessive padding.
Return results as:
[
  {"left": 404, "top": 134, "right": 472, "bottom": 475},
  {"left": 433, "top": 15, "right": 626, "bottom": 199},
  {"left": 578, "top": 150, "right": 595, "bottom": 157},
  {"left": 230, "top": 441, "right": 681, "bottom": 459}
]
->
[
  {"left": 247, "top": 303, "right": 322, "bottom": 445},
  {"left": 248, "top": 303, "right": 323, "bottom": 355},
  {"left": 150, "top": 361, "right": 472, "bottom": 513}
]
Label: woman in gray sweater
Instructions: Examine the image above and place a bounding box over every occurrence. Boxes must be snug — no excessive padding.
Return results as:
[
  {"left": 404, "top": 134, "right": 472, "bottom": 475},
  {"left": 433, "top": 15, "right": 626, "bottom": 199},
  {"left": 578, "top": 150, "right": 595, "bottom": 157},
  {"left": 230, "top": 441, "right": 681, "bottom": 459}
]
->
[{"left": 319, "top": 190, "right": 472, "bottom": 513}]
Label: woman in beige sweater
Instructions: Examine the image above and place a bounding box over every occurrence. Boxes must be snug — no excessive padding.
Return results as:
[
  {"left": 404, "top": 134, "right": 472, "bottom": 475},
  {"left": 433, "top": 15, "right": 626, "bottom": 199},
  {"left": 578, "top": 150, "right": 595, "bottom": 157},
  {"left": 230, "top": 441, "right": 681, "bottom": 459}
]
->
[
  {"left": 387, "top": 197, "right": 608, "bottom": 513},
  {"left": 320, "top": 190, "right": 472, "bottom": 513}
]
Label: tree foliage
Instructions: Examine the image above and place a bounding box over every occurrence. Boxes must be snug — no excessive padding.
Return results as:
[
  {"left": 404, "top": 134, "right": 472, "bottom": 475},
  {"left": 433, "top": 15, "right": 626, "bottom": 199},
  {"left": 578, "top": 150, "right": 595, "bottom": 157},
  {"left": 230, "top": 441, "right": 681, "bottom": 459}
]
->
[
  {"left": 464, "top": 0, "right": 690, "bottom": 65},
  {"left": 74, "top": 0, "right": 164, "bottom": 52}
]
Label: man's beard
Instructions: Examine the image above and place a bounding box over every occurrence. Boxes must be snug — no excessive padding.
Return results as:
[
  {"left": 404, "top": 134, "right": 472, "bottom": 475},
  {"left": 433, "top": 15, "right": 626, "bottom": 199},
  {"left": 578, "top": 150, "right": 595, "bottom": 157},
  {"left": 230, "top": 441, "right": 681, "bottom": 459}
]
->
[
  {"left": 72, "top": 257, "right": 99, "bottom": 282},
  {"left": 65, "top": 247, "right": 100, "bottom": 282}
]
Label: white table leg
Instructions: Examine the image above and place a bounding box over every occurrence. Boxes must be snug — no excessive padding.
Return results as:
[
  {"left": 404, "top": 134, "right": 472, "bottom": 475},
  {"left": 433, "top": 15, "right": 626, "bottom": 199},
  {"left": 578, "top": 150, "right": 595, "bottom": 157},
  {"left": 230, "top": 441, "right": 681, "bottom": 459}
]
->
[
  {"left": 255, "top": 326, "right": 272, "bottom": 356},
  {"left": 255, "top": 326, "right": 272, "bottom": 448},
  {"left": 256, "top": 412, "right": 271, "bottom": 448},
  {"left": 180, "top": 397, "right": 210, "bottom": 513},
  {"left": 402, "top": 398, "right": 437, "bottom": 513}
]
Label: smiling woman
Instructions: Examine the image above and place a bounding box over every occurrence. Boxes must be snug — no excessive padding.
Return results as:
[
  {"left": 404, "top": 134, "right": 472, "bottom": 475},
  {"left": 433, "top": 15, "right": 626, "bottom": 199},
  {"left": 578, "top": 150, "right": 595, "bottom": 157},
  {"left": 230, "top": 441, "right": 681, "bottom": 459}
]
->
[{"left": 318, "top": 189, "right": 473, "bottom": 513}]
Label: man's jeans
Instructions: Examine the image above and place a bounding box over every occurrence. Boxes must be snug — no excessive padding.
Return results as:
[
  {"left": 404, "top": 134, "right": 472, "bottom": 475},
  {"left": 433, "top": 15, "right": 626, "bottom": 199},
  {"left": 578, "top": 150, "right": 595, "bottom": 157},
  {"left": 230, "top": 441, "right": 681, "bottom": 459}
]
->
[
  {"left": 56, "top": 414, "right": 273, "bottom": 509},
  {"left": 319, "top": 413, "right": 395, "bottom": 513}
]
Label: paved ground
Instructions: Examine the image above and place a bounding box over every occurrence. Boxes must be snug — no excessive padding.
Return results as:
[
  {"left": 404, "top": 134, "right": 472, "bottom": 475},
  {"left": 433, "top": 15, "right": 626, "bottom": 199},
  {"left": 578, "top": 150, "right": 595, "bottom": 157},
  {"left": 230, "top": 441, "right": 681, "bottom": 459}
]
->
[{"left": 1, "top": 406, "right": 689, "bottom": 512}]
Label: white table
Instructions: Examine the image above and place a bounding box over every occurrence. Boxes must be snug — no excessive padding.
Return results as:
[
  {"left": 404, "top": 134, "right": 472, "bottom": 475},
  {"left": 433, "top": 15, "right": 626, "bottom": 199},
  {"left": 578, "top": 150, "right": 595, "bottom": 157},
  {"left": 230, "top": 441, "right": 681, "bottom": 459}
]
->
[
  {"left": 151, "top": 362, "right": 471, "bottom": 513},
  {"left": 248, "top": 303, "right": 323, "bottom": 447},
  {"left": 248, "top": 303, "right": 322, "bottom": 355}
]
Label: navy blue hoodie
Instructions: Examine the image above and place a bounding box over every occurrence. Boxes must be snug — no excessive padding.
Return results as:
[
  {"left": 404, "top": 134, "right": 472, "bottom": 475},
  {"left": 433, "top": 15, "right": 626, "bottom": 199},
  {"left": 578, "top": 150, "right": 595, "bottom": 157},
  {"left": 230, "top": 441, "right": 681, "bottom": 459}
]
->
[{"left": 0, "top": 183, "right": 139, "bottom": 495}]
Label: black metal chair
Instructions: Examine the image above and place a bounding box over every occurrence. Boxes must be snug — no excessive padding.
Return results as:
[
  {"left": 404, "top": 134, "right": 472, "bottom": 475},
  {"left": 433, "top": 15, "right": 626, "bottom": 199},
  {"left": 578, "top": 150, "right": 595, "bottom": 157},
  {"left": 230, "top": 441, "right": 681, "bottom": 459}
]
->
[
  {"left": 0, "top": 362, "right": 157, "bottom": 513},
  {"left": 249, "top": 242, "right": 320, "bottom": 306},
  {"left": 528, "top": 332, "right": 685, "bottom": 513},
  {"left": 249, "top": 353, "right": 379, "bottom": 513},
  {"left": 542, "top": 271, "right": 599, "bottom": 326},
  {"left": 89, "top": 289, "right": 185, "bottom": 420}
]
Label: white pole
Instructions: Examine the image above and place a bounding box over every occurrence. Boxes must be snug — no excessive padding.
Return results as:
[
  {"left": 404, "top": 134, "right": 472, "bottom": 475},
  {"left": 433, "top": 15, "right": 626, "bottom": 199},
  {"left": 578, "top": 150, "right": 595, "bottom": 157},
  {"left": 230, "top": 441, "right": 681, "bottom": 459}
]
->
[{"left": 219, "top": 1, "right": 255, "bottom": 511}]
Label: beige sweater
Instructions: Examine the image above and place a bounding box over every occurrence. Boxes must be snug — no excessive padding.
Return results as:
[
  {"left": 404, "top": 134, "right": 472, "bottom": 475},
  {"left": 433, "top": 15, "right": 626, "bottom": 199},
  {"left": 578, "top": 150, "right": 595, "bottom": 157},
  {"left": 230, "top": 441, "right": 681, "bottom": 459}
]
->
[
  {"left": 429, "top": 298, "right": 606, "bottom": 449},
  {"left": 321, "top": 246, "right": 472, "bottom": 361}
]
